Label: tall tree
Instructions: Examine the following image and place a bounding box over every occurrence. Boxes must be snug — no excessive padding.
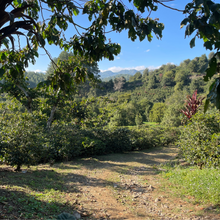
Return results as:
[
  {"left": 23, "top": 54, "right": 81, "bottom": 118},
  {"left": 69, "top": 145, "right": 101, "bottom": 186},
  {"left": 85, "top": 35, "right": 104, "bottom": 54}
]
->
[
  {"left": 161, "top": 70, "right": 175, "bottom": 87},
  {"left": 143, "top": 68, "right": 150, "bottom": 80},
  {"left": 149, "top": 103, "right": 166, "bottom": 123},
  {"left": 147, "top": 74, "right": 157, "bottom": 89}
]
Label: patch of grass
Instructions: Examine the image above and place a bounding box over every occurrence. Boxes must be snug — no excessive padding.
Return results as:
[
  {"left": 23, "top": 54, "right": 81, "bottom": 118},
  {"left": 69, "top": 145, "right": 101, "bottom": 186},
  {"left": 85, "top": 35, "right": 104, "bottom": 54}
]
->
[
  {"left": 161, "top": 166, "right": 220, "bottom": 205},
  {"left": 0, "top": 165, "right": 80, "bottom": 219}
]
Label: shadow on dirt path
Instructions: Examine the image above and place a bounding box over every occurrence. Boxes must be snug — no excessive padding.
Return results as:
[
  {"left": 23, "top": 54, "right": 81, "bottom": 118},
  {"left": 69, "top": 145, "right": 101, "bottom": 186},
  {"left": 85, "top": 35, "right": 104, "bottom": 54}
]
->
[
  {"left": 1, "top": 146, "right": 220, "bottom": 220},
  {"left": 59, "top": 146, "right": 220, "bottom": 220}
]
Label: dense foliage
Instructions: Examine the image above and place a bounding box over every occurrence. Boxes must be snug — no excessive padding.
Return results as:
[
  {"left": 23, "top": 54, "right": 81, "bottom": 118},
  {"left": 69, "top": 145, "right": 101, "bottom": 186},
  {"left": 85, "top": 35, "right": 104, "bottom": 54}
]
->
[
  {"left": 0, "top": 0, "right": 220, "bottom": 112},
  {"left": 0, "top": 98, "right": 179, "bottom": 170},
  {"left": 1, "top": 0, "right": 220, "bottom": 170},
  {"left": 1, "top": 50, "right": 220, "bottom": 170},
  {"left": 178, "top": 110, "right": 220, "bottom": 168}
]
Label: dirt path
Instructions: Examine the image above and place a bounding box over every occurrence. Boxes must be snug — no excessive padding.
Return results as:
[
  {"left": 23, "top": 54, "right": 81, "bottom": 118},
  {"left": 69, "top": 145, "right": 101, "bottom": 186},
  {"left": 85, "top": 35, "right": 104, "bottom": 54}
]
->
[{"left": 61, "top": 146, "right": 220, "bottom": 220}]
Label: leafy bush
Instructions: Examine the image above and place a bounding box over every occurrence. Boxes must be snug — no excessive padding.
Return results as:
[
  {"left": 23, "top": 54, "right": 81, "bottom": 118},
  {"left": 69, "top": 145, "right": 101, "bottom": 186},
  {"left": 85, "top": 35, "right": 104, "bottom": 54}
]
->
[
  {"left": 105, "top": 128, "right": 132, "bottom": 152},
  {"left": 149, "top": 103, "right": 166, "bottom": 123},
  {"left": 44, "top": 123, "right": 84, "bottom": 161},
  {"left": 0, "top": 102, "right": 179, "bottom": 171},
  {"left": 0, "top": 111, "right": 45, "bottom": 171},
  {"left": 81, "top": 137, "right": 106, "bottom": 156},
  {"left": 129, "top": 126, "right": 180, "bottom": 150},
  {"left": 177, "top": 111, "right": 220, "bottom": 167}
]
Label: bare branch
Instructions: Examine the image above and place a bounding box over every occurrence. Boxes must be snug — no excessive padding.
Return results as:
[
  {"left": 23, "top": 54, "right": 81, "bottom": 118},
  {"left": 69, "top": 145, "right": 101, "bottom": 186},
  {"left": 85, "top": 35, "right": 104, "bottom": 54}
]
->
[{"left": 155, "top": 0, "right": 185, "bottom": 12}]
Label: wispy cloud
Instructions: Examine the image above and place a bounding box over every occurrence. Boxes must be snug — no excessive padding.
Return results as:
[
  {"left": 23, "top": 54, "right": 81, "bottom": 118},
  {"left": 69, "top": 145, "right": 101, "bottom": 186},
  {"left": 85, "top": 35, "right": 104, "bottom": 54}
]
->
[
  {"left": 116, "top": 56, "right": 120, "bottom": 60},
  {"left": 101, "top": 65, "right": 146, "bottom": 72},
  {"left": 146, "top": 49, "right": 150, "bottom": 52}
]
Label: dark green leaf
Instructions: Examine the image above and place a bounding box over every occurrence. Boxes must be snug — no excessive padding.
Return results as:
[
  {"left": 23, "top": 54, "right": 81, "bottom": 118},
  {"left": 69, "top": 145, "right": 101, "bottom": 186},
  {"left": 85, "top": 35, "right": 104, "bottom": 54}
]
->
[
  {"left": 190, "top": 36, "right": 196, "bottom": 48},
  {"left": 0, "top": 68, "right": 5, "bottom": 78},
  {"left": 205, "top": 56, "right": 217, "bottom": 80},
  {"left": 181, "top": 18, "right": 189, "bottom": 28},
  {"left": 185, "top": 23, "right": 195, "bottom": 37},
  {"left": 204, "top": 41, "right": 213, "bottom": 50}
]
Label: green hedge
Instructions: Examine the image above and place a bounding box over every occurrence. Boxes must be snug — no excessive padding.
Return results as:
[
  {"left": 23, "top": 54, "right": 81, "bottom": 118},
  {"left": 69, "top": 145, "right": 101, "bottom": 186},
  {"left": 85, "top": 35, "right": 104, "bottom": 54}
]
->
[{"left": 0, "top": 111, "right": 180, "bottom": 170}]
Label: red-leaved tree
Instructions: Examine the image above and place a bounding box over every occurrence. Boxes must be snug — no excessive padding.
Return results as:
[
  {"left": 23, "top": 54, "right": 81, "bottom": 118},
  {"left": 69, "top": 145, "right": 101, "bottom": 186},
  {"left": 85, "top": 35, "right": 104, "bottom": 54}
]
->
[{"left": 180, "top": 90, "right": 205, "bottom": 121}]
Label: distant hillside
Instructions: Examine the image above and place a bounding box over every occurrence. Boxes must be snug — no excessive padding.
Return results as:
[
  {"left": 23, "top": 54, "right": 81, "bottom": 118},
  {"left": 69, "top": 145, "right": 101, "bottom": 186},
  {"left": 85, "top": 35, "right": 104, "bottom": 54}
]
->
[
  {"left": 25, "top": 71, "right": 47, "bottom": 88},
  {"left": 102, "top": 74, "right": 133, "bottom": 82},
  {"left": 100, "top": 69, "right": 144, "bottom": 79}
]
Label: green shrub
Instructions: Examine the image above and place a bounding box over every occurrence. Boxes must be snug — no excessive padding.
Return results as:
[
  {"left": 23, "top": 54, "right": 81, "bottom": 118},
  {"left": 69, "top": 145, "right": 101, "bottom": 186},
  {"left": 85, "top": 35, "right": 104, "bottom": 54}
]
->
[
  {"left": 129, "top": 126, "right": 179, "bottom": 150},
  {"left": 0, "top": 103, "right": 179, "bottom": 171},
  {"left": 44, "top": 123, "right": 84, "bottom": 161},
  {"left": 106, "top": 128, "right": 132, "bottom": 152},
  {"left": 0, "top": 112, "right": 45, "bottom": 171},
  {"left": 177, "top": 111, "right": 220, "bottom": 167},
  {"left": 81, "top": 137, "right": 106, "bottom": 156},
  {"left": 90, "top": 127, "right": 132, "bottom": 153},
  {"left": 149, "top": 103, "right": 166, "bottom": 123}
]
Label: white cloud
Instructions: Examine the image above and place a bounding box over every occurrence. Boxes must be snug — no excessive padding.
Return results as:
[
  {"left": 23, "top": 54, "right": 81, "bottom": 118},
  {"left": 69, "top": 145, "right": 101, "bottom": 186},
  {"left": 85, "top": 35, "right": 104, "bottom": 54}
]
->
[
  {"left": 116, "top": 56, "right": 120, "bottom": 60},
  {"left": 147, "top": 65, "right": 161, "bottom": 70},
  {"left": 26, "top": 69, "right": 46, "bottom": 73},
  {"left": 101, "top": 65, "right": 146, "bottom": 72},
  {"left": 146, "top": 49, "right": 150, "bottom": 52},
  {"left": 167, "top": 62, "right": 175, "bottom": 65}
]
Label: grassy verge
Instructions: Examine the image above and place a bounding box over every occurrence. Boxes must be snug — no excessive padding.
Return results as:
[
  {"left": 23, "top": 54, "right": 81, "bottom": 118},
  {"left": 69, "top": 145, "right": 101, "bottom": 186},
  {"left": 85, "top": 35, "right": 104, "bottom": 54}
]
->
[
  {"left": 160, "top": 164, "right": 220, "bottom": 206},
  {"left": 0, "top": 164, "right": 81, "bottom": 219}
]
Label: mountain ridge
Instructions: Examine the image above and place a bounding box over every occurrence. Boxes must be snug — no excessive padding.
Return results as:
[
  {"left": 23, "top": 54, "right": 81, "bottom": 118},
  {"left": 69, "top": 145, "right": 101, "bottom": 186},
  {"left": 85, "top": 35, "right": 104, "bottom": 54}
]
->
[{"left": 100, "top": 69, "right": 144, "bottom": 79}]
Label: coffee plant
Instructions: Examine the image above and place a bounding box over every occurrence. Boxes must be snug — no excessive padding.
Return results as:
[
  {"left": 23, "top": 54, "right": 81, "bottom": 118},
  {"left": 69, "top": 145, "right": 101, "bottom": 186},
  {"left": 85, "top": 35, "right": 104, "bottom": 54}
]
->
[{"left": 178, "top": 110, "right": 220, "bottom": 168}]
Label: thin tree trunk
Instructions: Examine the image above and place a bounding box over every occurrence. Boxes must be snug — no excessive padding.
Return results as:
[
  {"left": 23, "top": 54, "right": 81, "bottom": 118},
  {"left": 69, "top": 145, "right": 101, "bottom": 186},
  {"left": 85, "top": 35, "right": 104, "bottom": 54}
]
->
[
  {"left": 46, "top": 98, "right": 60, "bottom": 130},
  {"left": 46, "top": 104, "right": 57, "bottom": 130}
]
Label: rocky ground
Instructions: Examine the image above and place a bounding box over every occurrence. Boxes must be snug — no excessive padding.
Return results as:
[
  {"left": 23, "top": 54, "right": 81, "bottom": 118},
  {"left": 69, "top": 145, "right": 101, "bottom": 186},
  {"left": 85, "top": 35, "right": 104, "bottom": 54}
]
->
[{"left": 60, "top": 146, "right": 220, "bottom": 220}]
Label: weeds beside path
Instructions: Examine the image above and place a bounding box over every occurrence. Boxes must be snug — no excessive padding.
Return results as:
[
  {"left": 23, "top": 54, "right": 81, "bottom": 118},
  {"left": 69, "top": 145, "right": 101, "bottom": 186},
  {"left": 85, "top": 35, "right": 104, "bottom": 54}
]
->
[{"left": 0, "top": 146, "right": 220, "bottom": 219}]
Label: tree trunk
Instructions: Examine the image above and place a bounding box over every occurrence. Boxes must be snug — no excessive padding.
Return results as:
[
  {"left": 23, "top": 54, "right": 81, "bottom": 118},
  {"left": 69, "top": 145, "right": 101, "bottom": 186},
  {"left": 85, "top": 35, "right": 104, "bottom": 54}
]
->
[
  {"left": 15, "top": 164, "right": 21, "bottom": 172},
  {"left": 46, "top": 98, "right": 60, "bottom": 130}
]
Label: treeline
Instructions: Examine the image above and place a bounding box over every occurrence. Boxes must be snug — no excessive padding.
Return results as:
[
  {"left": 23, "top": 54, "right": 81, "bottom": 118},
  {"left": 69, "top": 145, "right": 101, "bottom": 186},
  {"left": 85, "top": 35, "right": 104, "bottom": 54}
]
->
[
  {"left": 24, "top": 52, "right": 215, "bottom": 128},
  {"left": 80, "top": 53, "right": 215, "bottom": 127}
]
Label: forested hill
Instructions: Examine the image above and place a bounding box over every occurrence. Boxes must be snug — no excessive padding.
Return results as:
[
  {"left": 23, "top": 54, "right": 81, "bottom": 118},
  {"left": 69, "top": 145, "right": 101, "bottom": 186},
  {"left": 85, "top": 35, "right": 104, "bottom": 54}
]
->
[
  {"left": 74, "top": 52, "right": 214, "bottom": 128},
  {"left": 3, "top": 52, "right": 217, "bottom": 162},
  {"left": 102, "top": 74, "right": 133, "bottom": 82},
  {"left": 82, "top": 53, "right": 213, "bottom": 99},
  {"left": 25, "top": 71, "right": 47, "bottom": 88},
  {"left": 24, "top": 52, "right": 214, "bottom": 128},
  {"left": 26, "top": 53, "right": 213, "bottom": 95},
  {"left": 100, "top": 69, "right": 144, "bottom": 80}
]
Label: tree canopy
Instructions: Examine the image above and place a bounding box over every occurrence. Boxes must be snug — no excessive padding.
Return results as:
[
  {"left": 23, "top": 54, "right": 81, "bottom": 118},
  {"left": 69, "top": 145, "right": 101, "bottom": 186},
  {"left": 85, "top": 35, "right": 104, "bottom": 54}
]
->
[{"left": 1, "top": 0, "right": 220, "bottom": 110}]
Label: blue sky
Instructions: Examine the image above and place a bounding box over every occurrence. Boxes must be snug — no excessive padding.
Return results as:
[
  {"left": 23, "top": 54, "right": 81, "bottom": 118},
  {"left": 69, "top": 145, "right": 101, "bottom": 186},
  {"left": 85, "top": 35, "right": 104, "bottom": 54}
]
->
[{"left": 27, "top": 0, "right": 212, "bottom": 73}]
